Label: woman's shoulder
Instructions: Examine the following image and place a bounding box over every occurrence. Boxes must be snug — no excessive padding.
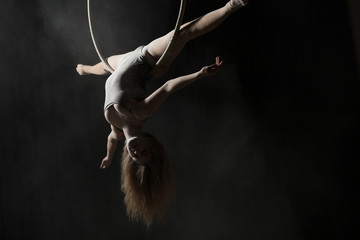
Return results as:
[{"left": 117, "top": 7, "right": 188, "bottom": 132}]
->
[
  {"left": 125, "top": 98, "right": 150, "bottom": 121},
  {"left": 105, "top": 104, "right": 136, "bottom": 128}
]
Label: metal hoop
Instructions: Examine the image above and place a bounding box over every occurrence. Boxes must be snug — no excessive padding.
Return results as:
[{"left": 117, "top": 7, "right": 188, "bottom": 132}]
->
[
  {"left": 87, "top": 0, "right": 187, "bottom": 74},
  {"left": 87, "top": 0, "right": 114, "bottom": 73},
  {"left": 154, "top": 0, "right": 187, "bottom": 68}
]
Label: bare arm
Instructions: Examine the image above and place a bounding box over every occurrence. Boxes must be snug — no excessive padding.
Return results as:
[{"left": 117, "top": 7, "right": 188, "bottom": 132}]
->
[
  {"left": 100, "top": 126, "right": 125, "bottom": 169},
  {"left": 129, "top": 57, "right": 223, "bottom": 120}
]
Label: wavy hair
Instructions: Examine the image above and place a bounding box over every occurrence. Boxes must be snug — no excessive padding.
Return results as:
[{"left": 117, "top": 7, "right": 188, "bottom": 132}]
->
[{"left": 121, "top": 133, "right": 174, "bottom": 228}]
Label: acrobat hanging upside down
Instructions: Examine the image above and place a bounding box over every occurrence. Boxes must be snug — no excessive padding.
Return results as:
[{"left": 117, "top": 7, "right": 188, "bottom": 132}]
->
[{"left": 77, "top": 0, "right": 248, "bottom": 228}]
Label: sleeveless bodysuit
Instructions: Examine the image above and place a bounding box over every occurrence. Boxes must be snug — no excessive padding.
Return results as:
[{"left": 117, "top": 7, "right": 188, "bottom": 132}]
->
[{"left": 104, "top": 46, "right": 153, "bottom": 110}]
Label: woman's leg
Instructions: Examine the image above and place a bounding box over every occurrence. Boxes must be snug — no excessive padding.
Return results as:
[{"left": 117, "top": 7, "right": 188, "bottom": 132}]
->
[
  {"left": 143, "top": 0, "right": 248, "bottom": 72},
  {"left": 76, "top": 55, "right": 121, "bottom": 75},
  {"left": 76, "top": 63, "right": 107, "bottom": 75}
]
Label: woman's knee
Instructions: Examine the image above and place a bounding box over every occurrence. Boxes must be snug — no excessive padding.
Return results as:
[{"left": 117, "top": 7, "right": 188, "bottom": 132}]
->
[{"left": 177, "top": 19, "right": 200, "bottom": 42}]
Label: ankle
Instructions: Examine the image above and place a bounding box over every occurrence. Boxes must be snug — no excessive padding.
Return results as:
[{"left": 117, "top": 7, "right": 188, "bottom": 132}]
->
[{"left": 228, "top": 0, "right": 248, "bottom": 12}]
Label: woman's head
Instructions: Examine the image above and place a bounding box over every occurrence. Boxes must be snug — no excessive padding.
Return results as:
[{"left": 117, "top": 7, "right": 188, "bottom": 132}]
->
[
  {"left": 121, "top": 132, "right": 174, "bottom": 228},
  {"left": 126, "top": 134, "right": 152, "bottom": 165}
]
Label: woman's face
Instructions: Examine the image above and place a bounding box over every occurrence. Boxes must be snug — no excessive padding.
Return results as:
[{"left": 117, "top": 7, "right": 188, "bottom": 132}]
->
[{"left": 127, "top": 137, "right": 151, "bottom": 165}]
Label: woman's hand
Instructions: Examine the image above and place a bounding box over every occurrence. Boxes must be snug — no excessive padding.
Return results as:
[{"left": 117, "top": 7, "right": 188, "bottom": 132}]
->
[
  {"left": 200, "top": 56, "right": 223, "bottom": 76},
  {"left": 100, "top": 157, "right": 112, "bottom": 169}
]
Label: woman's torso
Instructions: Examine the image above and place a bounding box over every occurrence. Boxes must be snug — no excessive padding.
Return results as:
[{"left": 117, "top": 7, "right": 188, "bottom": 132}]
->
[
  {"left": 104, "top": 46, "right": 152, "bottom": 129},
  {"left": 104, "top": 46, "right": 152, "bottom": 111}
]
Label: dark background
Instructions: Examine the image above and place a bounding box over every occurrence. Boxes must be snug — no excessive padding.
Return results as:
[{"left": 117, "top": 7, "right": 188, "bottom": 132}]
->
[{"left": 1, "top": 0, "right": 359, "bottom": 239}]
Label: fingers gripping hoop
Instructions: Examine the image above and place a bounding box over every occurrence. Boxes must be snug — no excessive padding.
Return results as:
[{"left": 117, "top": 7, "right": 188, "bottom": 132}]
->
[{"left": 87, "top": 0, "right": 187, "bottom": 74}]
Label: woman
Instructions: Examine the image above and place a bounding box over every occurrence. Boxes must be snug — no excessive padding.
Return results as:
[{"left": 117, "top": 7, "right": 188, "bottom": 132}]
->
[{"left": 77, "top": 0, "right": 248, "bottom": 227}]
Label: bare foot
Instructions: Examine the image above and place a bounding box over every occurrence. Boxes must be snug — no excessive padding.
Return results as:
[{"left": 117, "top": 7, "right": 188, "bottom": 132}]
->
[
  {"left": 76, "top": 64, "right": 86, "bottom": 75},
  {"left": 229, "top": 0, "right": 249, "bottom": 10}
]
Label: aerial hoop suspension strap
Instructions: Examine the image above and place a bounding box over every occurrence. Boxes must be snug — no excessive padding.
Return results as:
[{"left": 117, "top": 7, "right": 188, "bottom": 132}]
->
[
  {"left": 87, "top": 0, "right": 187, "bottom": 74},
  {"left": 87, "top": 0, "right": 114, "bottom": 73}
]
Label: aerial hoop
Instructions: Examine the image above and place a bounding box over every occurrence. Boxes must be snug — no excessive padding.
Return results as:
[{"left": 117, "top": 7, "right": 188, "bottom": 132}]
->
[
  {"left": 87, "top": 0, "right": 114, "bottom": 73},
  {"left": 87, "top": 0, "right": 187, "bottom": 74},
  {"left": 154, "top": 0, "right": 187, "bottom": 68}
]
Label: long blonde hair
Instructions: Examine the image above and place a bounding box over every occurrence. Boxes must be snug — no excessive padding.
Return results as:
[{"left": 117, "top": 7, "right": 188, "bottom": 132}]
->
[{"left": 121, "top": 133, "right": 174, "bottom": 228}]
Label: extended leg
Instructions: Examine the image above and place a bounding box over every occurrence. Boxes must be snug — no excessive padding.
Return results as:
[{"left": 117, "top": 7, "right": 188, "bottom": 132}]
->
[
  {"left": 76, "top": 55, "right": 121, "bottom": 76},
  {"left": 143, "top": 0, "right": 248, "bottom": 76},
  {"left": 76, "top": 63, "right": 107, "bottom": 75}
]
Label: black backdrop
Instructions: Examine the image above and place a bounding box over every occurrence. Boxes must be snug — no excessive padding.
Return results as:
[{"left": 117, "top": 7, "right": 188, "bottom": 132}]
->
[{"left": 1, "top": 0, "right": 359, "bottom": 239}]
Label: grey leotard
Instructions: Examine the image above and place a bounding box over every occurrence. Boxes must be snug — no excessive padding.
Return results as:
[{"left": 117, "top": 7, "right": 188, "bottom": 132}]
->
[{"left": 104, "top": 46, "right": 152, "bottom": 110}]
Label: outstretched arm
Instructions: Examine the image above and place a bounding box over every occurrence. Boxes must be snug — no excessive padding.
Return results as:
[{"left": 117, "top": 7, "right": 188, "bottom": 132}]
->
[
  {"left": 129, "top": 57, "right": 223, "bottom": 120},
  {"left": 100, "top": 126, "right": 125, "bottom": 169}
]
